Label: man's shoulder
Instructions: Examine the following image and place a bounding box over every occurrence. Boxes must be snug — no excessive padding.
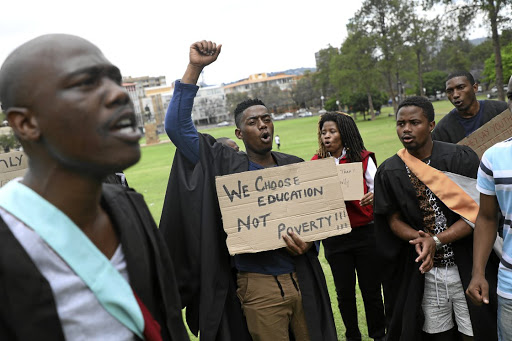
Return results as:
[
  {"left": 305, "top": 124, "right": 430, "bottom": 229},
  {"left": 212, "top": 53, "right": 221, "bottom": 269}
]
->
[
  {"left": 435, "top": 109, "right": 458, "bottom": 128},
  {"left": 272, "top": 151, "right": 303, "bottom": 165},
  {"left": 482, "top": 99, "right": 508, "bottom": 113},
  {"left": 432, "top": 140, "right": 476, "bottom": 161},
  {"left": 101, "top": 183, "right": 147, "bottom": 209},
  {"left": 377, "top": 154, "right": 403, "bottom": 172},
  {"left": 484, "top": 137, "right": 512, "bottom": 159}
]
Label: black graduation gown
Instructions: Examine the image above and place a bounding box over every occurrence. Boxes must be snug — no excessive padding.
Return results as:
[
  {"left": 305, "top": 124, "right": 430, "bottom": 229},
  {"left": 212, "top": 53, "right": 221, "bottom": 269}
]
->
[
  {"left": 432, "top": 100, "right": 508, "bottom": 143},
  {"left": 373, "top": 141, "right": 499, "bottom": 341},
  {"left": 160, "top": 133, "right": 337, "bottom": 341},
  {"left": 0, "top": 183, "right": 189, "bottom": 341}
]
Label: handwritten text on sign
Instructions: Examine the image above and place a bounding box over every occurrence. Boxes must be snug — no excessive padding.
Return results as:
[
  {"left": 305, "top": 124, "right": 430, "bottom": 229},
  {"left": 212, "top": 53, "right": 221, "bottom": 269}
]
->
[
  {"left": 337, "top": 162, "right": 364, "bottom": 201},
  {"left": 215, "top": 158, "right": 351, "bottom": 255},
  {"left": 0, "top": 151, "right": 28, "bottom": 187},
  {"left": 458, "top": 109, "right": 512, "bottom": 159}
]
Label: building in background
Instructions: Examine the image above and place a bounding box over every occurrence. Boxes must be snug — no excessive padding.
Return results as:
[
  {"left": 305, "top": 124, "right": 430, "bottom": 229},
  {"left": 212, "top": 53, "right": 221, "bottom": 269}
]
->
[
  {"left": 191, "top": 85, "right": 228, "bottom": 125},
  {"left": 122, "top": 82, "right": 145, "bottom": 130},
  {"left": 144, "top": 85, "right": 174, "bottom": 134},
  {"left": 223, "top": 73, "right": 296, "bottom": 95},
  {"left": 122, "top": 75, "right": 172, "bottom": 134},
  {"left": 123, "top": 75, "right": 166, "bottom": 88}
]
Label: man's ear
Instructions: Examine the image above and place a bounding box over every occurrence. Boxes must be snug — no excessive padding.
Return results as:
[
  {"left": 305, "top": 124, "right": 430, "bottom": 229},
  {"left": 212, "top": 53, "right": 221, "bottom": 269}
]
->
[
  {"left": 429, "top": 120, "right": 436, "bottom": 132},
  {"left": 7, "top": 107, "right": 40, "bottom": 142},
  {"left": 235, "top": 128, "right": 243, "bottom": 140}
]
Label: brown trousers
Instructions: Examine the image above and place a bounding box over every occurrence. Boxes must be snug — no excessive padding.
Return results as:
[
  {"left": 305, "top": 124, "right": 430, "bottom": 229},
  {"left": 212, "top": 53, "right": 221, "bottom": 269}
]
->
[{"left": 236, "top": 272, "right": 310, "bottom": 341}]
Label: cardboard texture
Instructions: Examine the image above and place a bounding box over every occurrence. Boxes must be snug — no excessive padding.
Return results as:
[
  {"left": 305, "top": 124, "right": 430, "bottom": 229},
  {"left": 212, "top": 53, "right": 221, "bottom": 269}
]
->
[
  {"left": 337, "top": 162, "right": 364, "bottom": 201},
  {"left": 458, "top": 108, "right": 512, "bottom": 159},
  {"left": 215, "top": 158, "right": 352, "bottom": 255},
  {"left": 0, "top": 151, "right": 28, "bottom": 187}
]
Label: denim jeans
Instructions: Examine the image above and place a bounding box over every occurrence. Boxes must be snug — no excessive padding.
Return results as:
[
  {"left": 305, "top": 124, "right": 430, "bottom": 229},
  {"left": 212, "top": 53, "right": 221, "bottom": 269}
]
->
[{"left": 498, "top": 295, "right": 512, "bottom": 341}]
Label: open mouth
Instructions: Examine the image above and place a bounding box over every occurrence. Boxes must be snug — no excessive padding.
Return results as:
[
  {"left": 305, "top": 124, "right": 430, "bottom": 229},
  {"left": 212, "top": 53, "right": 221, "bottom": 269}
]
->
[
  {"left": 402, "top": 136, "right": 413, "bottom": 143},
  {"left": 112, "top": 117, "right": 136, "bottom": 133},
  {"left": 453, "top": 100, "right": 463, "bottom": 107},
  {"left": 109, "top": 112, "right": 141, "bottom": 142},
  {"left": 261, "top": 132, "right": 271, "bottom": 143}
]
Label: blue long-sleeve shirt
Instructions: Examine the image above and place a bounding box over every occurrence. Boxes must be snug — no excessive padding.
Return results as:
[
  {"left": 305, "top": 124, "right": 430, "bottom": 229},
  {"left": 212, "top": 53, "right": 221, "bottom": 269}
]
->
[
  {"left": 165, "top": 80, "right": 296, "bottom": 275},
  {"left": 165, "top": 81, "right": 200, "bottom": 164}
]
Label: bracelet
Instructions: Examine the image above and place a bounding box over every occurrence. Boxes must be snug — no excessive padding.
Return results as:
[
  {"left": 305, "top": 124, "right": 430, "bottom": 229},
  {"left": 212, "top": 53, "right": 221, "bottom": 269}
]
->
[{"left": 432, "top": 235, "right": 443, "bottom": 251}]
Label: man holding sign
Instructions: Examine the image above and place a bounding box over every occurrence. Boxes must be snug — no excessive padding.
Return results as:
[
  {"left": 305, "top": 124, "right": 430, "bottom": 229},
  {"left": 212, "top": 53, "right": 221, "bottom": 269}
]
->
[
  {"left": 374, "top": 96, "right": 497, "bottom": 340},
  {"left": 0, "top": 35, "right": 188, "bottom": 340},
  {"left": 160, "top": 41, "right": 336, "bottom": 340}
]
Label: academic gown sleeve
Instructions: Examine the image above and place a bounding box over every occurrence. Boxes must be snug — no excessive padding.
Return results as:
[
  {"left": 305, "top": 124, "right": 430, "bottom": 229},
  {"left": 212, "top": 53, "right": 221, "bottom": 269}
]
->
[{"left": 159, "top": 133, "right": 250, "bottom": 341}]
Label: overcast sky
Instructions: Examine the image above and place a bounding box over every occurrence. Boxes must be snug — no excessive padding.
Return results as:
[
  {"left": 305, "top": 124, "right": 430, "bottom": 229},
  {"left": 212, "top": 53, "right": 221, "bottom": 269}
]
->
[{"left": 1, "top": 0, "right": 489, "bottom": 86}]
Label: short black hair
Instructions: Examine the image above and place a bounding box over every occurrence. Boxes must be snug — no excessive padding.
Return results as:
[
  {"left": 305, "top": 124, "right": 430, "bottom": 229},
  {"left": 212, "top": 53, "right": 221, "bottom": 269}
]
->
[
  {"left": 397, "top": 96, "right": 435, "bottom": 122},
  {"left": 234, "top": 98, "right": 267, "bottom": 128},
  {"left": 447, "top": 71, "right": 475, "bottom": 85}
]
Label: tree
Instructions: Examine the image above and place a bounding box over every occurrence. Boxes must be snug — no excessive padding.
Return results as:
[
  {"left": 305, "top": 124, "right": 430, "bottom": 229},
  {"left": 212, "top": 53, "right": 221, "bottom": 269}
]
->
[
  {"left": 350, "top": 0, "right": 412, "bottom": 111},
  {"left": 404, "top": 13, "right": 440, "bottom": 96},
  {"left": 341, "top": 90, "right": 388, "bottom": 120},
  {"left": 291, "top": 72, "right": 321, "bottom": 109},
  {"left": 422, "top": 70, "right": 449, "bottom": 96},
  {"left": 0, "top": 129, "right": 20, "bottom": 153},
  {"left": 225, "top": 83, "right": 295, "bottom": 118},
  {"left": 313, "top": 46, "right": 339, "bottom": 99},
  {"left": 469, "top": 39, "right": 494, "bottom": 73},
  {"left": 432, "top": 37, "right": 473, "bottom": 72},
  {"left": 425, "top": 0, "right": 512, "bottom": 100},
  {"left": 331, "top": 26, "right": 382, "bottom": 120},
  {"left": 226, "top": 92, "right": 251, "bottom": 117},
  {"left": 483, "top": 41, "right": 512, "bottom": 84},
  {"left": 250, "top": 83, "right": 294, "bottom": 113}
]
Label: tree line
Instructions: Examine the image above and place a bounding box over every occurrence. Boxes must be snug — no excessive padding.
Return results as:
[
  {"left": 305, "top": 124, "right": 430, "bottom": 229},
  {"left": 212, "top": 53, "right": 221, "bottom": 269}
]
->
[{"left": 229, "top": 0, "right": 512, "bottom": 120}]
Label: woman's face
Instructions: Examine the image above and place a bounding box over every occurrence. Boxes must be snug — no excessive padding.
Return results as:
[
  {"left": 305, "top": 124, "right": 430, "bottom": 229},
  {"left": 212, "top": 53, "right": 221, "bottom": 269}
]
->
[{"left": 321, "top": 121, "right": 343, "bottom": 157}]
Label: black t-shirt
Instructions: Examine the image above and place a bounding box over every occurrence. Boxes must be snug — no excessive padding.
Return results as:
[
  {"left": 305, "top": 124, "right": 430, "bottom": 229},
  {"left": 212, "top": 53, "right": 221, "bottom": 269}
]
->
[{"left": 454, "top": 100, "right": 484, "bottom": 137}]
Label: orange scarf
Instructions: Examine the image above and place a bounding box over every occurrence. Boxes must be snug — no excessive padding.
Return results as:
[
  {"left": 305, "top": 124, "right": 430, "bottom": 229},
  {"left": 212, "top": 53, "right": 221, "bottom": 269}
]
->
[{"left": 397, "top": 148, "right": 479, "bottom": 224}]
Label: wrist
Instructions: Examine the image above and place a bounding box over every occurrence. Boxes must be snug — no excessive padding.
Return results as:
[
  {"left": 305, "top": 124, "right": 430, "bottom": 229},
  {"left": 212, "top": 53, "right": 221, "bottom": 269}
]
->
[
  {"left": 432, "top": 235, "right": 443, "bottom": 251},
  {"left": 181, "top": 64, "right": 204, "bottom": 84}
]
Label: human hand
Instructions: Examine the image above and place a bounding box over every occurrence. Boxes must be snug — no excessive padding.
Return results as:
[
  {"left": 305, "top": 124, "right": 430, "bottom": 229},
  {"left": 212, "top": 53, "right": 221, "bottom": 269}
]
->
[
  {"left": 283, "top": 231, "right": 313, "bottom": 256},
  {"left": 409, "top": 230, "right": 436, "bottom": 274},
  {"left": 189, "top": 40, "right": 222, "bottom": 69},
  {"left": 360, "top": 192, "right": 374, "bottom": 206},
  {"left": 466, "top": 276, "right": 490, "bottom": 305}
]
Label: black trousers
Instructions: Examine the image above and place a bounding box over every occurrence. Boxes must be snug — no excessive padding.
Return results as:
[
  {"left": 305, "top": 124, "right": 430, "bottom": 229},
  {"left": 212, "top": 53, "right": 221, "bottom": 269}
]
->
[{"left": 323, "top": 223, "right": 386, "bottom": 341}]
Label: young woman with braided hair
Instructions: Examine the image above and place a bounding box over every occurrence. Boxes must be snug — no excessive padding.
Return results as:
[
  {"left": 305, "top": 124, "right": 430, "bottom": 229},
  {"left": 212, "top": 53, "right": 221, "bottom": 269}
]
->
[{"left": 311, "top": 112, "right": 386, "bottom": 341}]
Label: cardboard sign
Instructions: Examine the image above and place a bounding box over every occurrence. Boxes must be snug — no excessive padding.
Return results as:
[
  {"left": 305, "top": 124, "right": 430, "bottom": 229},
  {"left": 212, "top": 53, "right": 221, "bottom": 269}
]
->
[
  {"left": 458, "top": 109, "right": 512, "bottom": 159},
  {"left": 215, "top": 158, "right": 352, "bottom": 255},
  {"left": 337, "top": 162, "right": 364, "bottom": 201},
  {"left": 0, "top": 151, "right": 28, "bottom": 187}
]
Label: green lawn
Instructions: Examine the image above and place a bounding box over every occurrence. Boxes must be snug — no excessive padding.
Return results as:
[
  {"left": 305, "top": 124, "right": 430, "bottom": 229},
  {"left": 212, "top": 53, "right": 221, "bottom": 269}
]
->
[{"left": 123, "top": 97, "right": 489, "bottom": 340}]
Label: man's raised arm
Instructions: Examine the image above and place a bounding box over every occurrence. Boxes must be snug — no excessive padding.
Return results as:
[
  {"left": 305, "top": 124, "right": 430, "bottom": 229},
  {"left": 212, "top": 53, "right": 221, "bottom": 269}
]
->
[{"left": 165, "top": 41, "right": 222, "bottom": 164}]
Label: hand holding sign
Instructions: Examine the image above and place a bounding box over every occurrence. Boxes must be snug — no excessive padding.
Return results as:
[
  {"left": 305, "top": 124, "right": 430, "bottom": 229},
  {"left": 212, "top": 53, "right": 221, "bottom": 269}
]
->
[{"left": 215, "top": 158, "right": 354, "bottom": 255}]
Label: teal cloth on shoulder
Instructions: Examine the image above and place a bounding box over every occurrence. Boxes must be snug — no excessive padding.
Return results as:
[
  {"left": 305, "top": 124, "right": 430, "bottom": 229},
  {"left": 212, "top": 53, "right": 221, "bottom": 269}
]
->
[{"left": 0, "top": 180, "right": 145, "bottom": 339}]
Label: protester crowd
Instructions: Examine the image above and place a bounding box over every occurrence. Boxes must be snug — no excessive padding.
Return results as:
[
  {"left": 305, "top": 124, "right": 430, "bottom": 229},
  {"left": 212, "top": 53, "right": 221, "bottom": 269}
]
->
[{"left": 0, "top": 35, "right": 511, "bottom": 341}]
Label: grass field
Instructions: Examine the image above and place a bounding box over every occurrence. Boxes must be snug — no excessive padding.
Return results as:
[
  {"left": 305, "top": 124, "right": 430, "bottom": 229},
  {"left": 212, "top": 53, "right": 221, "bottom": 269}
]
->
[{"left": 123, "top": 97, "right": 487, "bottom": 340}]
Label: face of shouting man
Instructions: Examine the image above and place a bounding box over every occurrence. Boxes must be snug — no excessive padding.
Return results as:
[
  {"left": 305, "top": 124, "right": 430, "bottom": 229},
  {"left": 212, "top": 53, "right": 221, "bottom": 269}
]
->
[
  {"left": 445, "top": 76, "right": 478, "bottom": 117},
  {"left": 235, "top": 105, "right": 274, "bottom": 157}
]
